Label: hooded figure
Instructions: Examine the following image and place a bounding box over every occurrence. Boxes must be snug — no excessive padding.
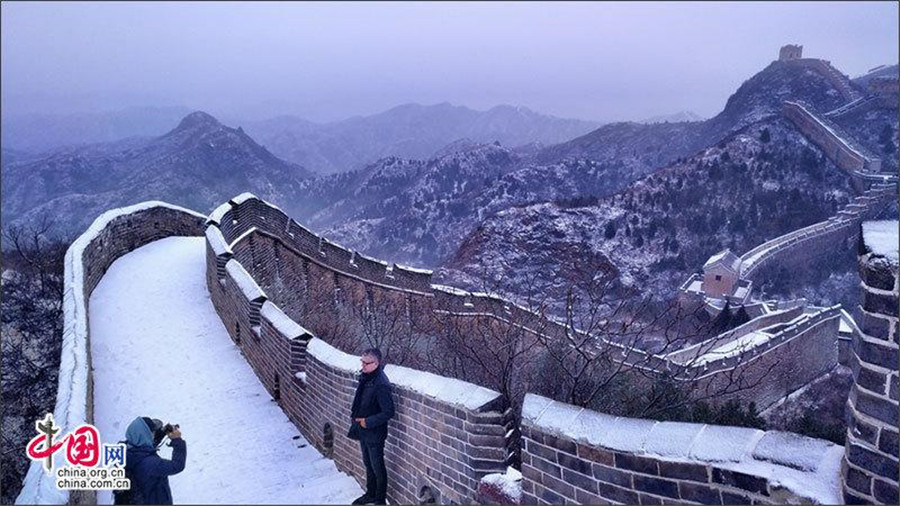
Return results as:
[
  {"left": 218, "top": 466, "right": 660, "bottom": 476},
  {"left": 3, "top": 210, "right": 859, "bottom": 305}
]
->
[{"left": 124, "top": 416, "right": 186, "bottom": 505}]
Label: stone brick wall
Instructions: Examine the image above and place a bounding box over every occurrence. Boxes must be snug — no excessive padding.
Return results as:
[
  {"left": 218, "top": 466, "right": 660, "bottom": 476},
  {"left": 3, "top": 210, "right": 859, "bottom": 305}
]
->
[
  {"left": 740, "top": 184, "right": 894, "bottom": 281},
  {"left": 17, "top": 202, "right": 206, "bottom": 506},
  {"left": 842, "top": 229, "right": 899, "bottom": 504},
  {"left": 520, "top": 394, "right": 844, "bottom": 505},
  {"left": 205, "top": 210, "right": 512, "bottom": 504},
  {"left": 783, "top": 100, "right": 880, "bottom": 174},
  {"left": 692, "top": 306, "right": 840, "bottom": 411},
  {"left": 211, "top": 193, "right": 853, "bottom": 415}
]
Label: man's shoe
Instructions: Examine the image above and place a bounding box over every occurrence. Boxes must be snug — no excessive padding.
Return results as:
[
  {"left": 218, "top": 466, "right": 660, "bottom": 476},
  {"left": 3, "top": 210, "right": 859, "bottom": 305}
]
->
[{"left": 351, "top": 495, "right": 373, "bottom": 505}]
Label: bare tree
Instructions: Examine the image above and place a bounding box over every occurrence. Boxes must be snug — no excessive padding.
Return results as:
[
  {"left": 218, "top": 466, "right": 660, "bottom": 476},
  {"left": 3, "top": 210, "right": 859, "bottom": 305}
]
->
[{"left": 1, "top": 216, "right": 69, "bottom": 504}]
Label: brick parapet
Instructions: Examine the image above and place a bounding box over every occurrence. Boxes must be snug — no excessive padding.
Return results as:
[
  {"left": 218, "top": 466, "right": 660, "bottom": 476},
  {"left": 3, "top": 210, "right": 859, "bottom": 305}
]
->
[
  {"left": 782, "top": 100, "right": 881, "bottom": 174},
  {"left": 739, "top": 184, "right": 894, "bottom": 281},
  {"left": 16, "top": 202, "right": 206, "bottom": 506},
  {"left": 519, "top": 393, "right": 844, "bottom": 505},
  {"left": 205, "top": 216, "right": 511, "bottom": 504},
  {"left": 842, "top": 229, "right": 899, "bottom": 504},
  {"left": 217, "top": 193, "right": 848, "bottom": 410}
]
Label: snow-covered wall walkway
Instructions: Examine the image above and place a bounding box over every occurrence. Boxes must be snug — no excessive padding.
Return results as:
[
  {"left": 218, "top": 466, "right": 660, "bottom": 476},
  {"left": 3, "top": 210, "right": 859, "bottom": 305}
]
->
[
  {"left": 89, "top": 237, "right": 362, "bottom": 504},
  {"left": 16, "top": 202, "right": 206, "bottom": 505}
]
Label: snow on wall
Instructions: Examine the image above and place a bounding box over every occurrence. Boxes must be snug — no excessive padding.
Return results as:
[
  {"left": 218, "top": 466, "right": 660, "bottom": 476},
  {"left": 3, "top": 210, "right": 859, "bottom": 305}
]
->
[
  {"left": 205, "top": 215, "right": 511, "bottom": 504},
  {"left": 205, "top": 225, "right": 232, "bottom": 256},
  {"left": 260, "top": 301, "right": 310, "bottom": 340},
  {"left": 225, "top": 258, "right": 266, "bottom": 302},
  {"left": 305, "top": 334, "right": 501, "bottom": 411},
  {"left": 207, "top": 202, "right": 232, "bottom": 226},
  {"left": 220, "top": 193, "right": 846, "bottom": 406},
  {"left": 862, "top": 220, "right": 899, "bottom": 262},
  {"left": 16, "top": 202, "right": 205, "bottom": 505},
  {"left": 521, "top": 393, "right": 843, "bottom": 504}
]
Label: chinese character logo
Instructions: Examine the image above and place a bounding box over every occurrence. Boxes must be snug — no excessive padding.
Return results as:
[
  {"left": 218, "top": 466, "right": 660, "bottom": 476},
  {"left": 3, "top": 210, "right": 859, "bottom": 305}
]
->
[{"left": 26, "top": 414, "right": 102, "bottom": 473}]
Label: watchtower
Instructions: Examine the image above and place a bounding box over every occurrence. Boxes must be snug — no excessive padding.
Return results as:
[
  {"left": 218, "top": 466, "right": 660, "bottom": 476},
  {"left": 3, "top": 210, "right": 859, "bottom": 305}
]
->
[{"left": 779, "top": 44, "right": 803, "bottom": 61}]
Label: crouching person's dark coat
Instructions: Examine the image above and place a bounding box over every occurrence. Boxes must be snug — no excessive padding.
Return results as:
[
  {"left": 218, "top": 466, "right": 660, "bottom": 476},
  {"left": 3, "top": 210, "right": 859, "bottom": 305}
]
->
[
  {"left": 348, "top": 366, "right": 395, "bottom": 442},
  {"left": 124, "top": 417, "right": 187, "bottom": 505}
]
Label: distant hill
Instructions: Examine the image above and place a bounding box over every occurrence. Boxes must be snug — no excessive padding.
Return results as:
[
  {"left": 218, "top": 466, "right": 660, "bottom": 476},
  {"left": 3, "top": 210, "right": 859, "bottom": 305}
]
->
[
  {"left": 242, "top": 103, "right": 602, "bottom": 174},
  {"left": 1, "top": 111, "right": 312, "bottom": 237},
  {"left": 531, "top": 59, "right": 857, "bottom": 185},
  {"left": 1, "top": 106, "right": 193, "bottom": 154},
  {"left": 639, "top": 111, "right": 705, "bottom": 124}
]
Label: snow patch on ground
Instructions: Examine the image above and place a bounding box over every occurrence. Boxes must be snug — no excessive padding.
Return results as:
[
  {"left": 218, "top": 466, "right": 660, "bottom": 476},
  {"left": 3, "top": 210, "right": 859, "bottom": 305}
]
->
[{"left": 90, "top": 237, "right": 362, "bottom": 504}]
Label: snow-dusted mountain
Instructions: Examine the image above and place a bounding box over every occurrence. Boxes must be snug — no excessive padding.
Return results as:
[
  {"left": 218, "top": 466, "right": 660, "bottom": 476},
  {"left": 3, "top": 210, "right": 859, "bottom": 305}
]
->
[
  {"left": 535, "top": 60, "right": 858, "bottom": 177},
  {"left": 442, "top": 118, "right": 862, "bottom": 302},
  {"left": 639, "top": 110, "right": 705, "bottom": 124},
  {"left": 283, "top": 58, "right": 896, "bottom": 275},
  {"left": 439, "top": 57, "right": 897, "bottom": 307},
  {"left": 242, "top": 103, "right": 602, "bottom": 174},
  {"left": 1, "top": 112, "right": 313, "bottom": 237}
]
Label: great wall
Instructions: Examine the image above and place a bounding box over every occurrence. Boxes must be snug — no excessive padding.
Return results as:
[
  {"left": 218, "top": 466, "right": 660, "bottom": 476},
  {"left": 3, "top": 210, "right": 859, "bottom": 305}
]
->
[{"left": 16, "top": 46, "right": 899, "bottom": 505}]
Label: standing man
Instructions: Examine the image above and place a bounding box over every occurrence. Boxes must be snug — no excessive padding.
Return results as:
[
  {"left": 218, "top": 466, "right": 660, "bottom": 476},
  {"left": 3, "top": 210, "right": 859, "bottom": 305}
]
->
[{"left": 348, "top": 348, "right": 395, "bottom": 505}]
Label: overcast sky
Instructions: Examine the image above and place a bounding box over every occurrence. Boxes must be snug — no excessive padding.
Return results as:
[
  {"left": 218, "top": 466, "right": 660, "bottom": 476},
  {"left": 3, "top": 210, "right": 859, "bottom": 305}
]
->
[{"left": 2, "top": 1, "right": 897, "bottom": 123}]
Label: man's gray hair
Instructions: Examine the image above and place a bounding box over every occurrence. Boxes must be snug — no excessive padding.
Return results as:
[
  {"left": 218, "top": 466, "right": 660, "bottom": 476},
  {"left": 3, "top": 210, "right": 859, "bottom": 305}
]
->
[{"left": 362, "top": 347, "right": 383, "bottom": 363}]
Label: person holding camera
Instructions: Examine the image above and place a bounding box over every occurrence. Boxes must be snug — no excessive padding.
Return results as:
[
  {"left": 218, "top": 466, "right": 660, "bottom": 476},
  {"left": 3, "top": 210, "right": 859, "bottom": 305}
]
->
[
  {"left": 121, "top": 416, "right": 186, "bottom": 505},
  {"left": 348, "top": 348, "right": 395, "bottom": 505}
]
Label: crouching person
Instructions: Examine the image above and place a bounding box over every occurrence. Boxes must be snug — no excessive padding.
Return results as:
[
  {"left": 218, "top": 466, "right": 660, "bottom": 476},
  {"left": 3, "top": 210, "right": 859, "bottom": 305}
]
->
[
  {"left": 348, "top": 348, "right": 395, "bottom": 505},
  {"left": 123, "top": 417, "right": 186, "bottom": 505}
]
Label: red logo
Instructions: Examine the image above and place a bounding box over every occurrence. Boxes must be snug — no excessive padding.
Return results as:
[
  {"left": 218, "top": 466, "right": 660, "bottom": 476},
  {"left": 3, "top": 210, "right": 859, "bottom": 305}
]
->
[{"left": 26, "top": 414, "right": 101, "bottom": 473}]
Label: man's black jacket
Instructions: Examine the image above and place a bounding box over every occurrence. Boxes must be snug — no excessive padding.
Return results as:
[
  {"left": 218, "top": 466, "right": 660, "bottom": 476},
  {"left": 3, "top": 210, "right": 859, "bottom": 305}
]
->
[{"left": 348, "top": 366, "right": 395, "bottom": 442}]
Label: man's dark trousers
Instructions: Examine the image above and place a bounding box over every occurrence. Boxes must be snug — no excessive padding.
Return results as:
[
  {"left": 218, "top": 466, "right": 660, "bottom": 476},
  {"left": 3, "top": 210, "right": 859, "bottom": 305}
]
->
[{"left": 360, "top": 439, "right": 387, "bottom": 503}]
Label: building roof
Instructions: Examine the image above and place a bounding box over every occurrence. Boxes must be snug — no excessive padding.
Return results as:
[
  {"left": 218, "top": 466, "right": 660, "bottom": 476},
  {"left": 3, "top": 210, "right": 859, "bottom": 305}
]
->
[{"left": 703, "top": 249, "right": 742, "bottom": 274}]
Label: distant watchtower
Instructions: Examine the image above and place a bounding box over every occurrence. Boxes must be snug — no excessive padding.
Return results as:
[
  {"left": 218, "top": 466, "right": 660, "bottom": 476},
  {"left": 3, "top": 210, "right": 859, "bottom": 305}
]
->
[{"left": 779, "top": 44, "right": 803, "bottom": 61}]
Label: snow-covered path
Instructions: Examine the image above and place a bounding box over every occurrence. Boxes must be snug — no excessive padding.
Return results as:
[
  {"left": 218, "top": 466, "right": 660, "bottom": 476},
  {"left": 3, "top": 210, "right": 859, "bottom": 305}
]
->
[{"left": 89, "top": 237, "right": 362, "bottom": 504}]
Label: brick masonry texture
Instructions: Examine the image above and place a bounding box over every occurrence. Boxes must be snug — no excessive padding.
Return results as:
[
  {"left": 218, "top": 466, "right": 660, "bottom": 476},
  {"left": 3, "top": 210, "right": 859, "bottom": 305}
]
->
[
  {"left": 206, "top": 193, "right": 893, "bottom": 505},
  {"left": 206, "top": 200, "right": 511, "bottom": 504},
  {"left": 214, "top": 194, "right": 846, "bottom": 420},
  {"left": 842, "top": 232, "right": 899, "bottom": 505},
  {"left": 520, "top": 393, "right": 846, "bottom": 505}
]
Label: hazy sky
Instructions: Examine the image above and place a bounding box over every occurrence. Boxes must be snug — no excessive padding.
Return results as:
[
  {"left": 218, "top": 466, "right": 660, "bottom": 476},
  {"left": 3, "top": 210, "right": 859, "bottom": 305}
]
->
[{"left": 2, "top": 1, "right": 897, "bottom": 123}]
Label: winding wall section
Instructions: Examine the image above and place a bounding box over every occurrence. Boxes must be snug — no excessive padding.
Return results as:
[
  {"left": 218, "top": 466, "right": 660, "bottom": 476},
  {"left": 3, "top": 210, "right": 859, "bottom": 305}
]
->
[
  {"left": 740, "top": 183, "right": 895, "bottom": 281},
  {"left": 15, "top": 203, "right": 206, "bottom": 505}
]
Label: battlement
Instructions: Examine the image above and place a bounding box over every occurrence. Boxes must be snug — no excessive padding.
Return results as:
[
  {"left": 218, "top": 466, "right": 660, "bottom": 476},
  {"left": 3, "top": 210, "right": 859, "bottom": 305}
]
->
[
  {"left": 782, "top": 100, "right": 881, "bottom": 174},
  {"left": 212, "top": 194, "right": 846, "bottom": 410},
  {"left": 520, "top": 393, "right": 844, "bottom": 504},
  {"left": 739, "top": 183, "right": 894, "bottom": 281},
  {"left": 16, "top": 202, "right": 207, "bottom": 505}
]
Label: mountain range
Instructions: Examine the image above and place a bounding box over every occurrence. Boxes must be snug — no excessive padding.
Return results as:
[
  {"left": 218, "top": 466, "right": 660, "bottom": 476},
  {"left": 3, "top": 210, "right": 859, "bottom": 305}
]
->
[
  {"left": 2, "top": 102, "right": 601, "bottom": 175},
  {"left": 241, "top": 103, "right": 601, "bottom": 174},
  {"left": 2, "top": 58, "right": 896, "bottom": 315}
]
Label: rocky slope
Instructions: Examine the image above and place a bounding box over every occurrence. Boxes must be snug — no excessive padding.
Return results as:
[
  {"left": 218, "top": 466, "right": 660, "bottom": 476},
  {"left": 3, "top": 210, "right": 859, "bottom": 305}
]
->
[{"left": 441, "top": 117, "right": 862, "bottom": 307}]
